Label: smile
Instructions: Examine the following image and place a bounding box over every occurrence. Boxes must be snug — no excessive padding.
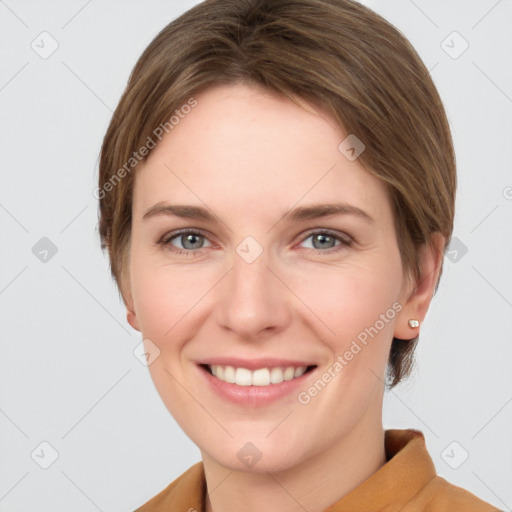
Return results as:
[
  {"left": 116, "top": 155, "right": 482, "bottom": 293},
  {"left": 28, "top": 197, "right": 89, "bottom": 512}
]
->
[{"left": 204, "top": 364, "right": 316, "bottom": 386}]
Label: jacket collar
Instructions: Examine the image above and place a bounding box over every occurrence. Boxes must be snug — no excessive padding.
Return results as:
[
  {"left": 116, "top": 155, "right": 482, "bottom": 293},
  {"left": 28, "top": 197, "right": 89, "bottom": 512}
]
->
[{"left": 325, "top": 429, "right": 436, "bottom": 511}]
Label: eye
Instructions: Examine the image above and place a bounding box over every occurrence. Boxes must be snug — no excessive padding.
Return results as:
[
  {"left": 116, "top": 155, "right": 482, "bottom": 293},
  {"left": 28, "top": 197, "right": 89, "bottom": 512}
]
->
[
  {"left": 158, "top": 228, "right": 353, "bottom": 256},
  {"left": 298, "top": 230, "right": 353, "bottom": 253},
  {"left": 159, "top": 229, "right": 212, "bottom": 255}
]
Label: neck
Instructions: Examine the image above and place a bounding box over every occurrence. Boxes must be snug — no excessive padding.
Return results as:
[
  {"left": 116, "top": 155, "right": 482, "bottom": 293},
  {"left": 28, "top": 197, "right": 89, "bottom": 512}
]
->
[{"left": 202, "top": 405, "right": 386, "bottom": 512}]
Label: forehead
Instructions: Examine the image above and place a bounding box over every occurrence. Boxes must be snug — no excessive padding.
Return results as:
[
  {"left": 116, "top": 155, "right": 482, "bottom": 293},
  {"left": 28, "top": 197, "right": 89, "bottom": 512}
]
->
[{"left": 132, "top": 83, "right": 391, "bottom": 225}]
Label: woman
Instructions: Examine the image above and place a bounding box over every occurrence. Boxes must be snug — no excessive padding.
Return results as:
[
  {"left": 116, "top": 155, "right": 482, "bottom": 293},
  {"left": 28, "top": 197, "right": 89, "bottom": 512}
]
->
[{"left": 97, "top": 0, "right": 500, "bottom": 510}]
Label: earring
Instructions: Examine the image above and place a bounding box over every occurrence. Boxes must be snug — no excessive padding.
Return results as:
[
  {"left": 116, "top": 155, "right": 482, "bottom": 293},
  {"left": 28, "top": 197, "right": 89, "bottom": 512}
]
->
[{"left": 408, "top": 319, "right": 420, "bottom": 328}]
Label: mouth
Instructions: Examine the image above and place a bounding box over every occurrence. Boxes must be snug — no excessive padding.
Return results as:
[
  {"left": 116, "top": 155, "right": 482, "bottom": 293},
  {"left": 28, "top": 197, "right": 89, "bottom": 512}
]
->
[{"left": 199, "top": 363, "right": 317, "bottom": 387}]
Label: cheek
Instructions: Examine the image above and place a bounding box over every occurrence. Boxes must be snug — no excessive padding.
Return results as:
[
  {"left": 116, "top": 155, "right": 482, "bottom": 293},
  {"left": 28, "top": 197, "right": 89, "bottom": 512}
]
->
[
  {"left": 290, "top": 257, "right": 403, "bottom": 404},
  {"left": 294, "top": 260, "right": 401, "bottom": 344},
  {"left": 130, "top": 255, "right": 212, "bottom": 339},
  {"left": 129, "top": 259, "right": 210, "bottom": 422}
]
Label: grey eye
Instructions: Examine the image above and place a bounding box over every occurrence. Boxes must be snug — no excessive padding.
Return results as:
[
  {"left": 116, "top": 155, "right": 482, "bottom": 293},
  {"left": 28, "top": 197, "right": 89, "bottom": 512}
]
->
[
  {"left": 301, "top": 233, "right": 341, "bottom": 250},
  {"left": 168, "top": 231, "right": 212, "bottom": 251}
]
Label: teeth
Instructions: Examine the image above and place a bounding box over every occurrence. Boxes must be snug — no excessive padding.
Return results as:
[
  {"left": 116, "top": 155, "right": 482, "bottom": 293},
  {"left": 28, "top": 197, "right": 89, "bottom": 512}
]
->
[
  {"left": 235, "top": 367, "right": 254, "bottom": 386},
  {"left": 208, "top": 365, "right": 309, "bottom": 386}
]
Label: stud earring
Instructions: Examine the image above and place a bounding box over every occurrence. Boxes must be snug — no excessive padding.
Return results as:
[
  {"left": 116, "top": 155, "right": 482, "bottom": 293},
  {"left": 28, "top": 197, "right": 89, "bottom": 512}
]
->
[{"left": 408, "top": 319, "right": 420, "bottom": 328}]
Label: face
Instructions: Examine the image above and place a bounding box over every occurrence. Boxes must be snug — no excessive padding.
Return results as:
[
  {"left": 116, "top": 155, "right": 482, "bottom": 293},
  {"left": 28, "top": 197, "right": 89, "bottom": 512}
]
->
[{"left": 126, "top": 82, "right": 414, "bottom": 473}]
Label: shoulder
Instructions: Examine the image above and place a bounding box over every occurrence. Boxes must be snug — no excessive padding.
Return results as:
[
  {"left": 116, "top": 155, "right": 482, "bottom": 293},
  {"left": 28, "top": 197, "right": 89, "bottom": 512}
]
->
[
  {"left": 135, "top": 461, "right": 206, "bottom": 512},
  {"left": 406, "top": 474, "right": 502, "bottom": 511}
]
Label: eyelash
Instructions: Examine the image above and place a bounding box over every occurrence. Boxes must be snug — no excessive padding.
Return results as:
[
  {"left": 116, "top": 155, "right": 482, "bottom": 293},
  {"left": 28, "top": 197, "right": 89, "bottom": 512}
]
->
[{"left": 158, "top": 228, "right": 353, "bottom": 256}]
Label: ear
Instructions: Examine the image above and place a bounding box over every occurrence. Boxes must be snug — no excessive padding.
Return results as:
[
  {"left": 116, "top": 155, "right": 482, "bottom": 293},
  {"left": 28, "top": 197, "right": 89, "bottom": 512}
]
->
[
  {"left": 126, "top": 294, "right": 140, "bottom": 332},
  {"left": 120, "top": 270, "right": 140, "bottom": 332},
  {"left": 394, "top": 232, "right": 445, "bottom": 340}
]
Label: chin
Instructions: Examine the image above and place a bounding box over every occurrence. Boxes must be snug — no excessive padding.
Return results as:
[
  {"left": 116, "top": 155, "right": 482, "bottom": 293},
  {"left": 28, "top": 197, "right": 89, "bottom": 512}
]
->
[{"left": 201, "top": 437, "right": 311, "bottom": 474}]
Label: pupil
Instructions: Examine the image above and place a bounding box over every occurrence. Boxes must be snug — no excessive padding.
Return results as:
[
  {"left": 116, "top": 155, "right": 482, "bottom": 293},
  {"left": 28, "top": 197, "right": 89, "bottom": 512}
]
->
[
  {"left": 314, "top": 234, "right": 333, "bottom": 249},
  {"left": 184, "top": 234, "right": 202, "bottom": 249}
]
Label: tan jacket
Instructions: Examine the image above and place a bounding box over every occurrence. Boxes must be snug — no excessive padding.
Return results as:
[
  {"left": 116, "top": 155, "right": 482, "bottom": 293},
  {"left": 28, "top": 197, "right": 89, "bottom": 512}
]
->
[{"left": 135, "top": 429, "right": 500, "bottom": 511}]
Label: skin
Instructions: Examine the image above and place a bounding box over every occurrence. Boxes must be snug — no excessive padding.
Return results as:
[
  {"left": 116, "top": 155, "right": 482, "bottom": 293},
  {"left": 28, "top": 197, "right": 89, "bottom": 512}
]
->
[{"left": 123, "top": 82, "right": 444, "bottom": 512}]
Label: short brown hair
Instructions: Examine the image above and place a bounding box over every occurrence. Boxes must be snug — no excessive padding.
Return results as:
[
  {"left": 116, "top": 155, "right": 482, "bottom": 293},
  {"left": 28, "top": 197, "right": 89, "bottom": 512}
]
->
[{"left": 98, "top": 0, "right": 456, "bottom": 387}]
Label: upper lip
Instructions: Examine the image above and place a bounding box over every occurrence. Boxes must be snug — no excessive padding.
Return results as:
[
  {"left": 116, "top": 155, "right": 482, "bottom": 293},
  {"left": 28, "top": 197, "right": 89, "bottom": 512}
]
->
[{"left": 197, "top": 357, "right": 317, "bottom": 371}]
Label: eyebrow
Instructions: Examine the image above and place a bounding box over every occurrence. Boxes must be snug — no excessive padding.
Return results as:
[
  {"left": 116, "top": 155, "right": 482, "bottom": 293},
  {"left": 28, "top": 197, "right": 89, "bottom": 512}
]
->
[{"left": 142, "top": 201, "right": 374, "bottom": 223}]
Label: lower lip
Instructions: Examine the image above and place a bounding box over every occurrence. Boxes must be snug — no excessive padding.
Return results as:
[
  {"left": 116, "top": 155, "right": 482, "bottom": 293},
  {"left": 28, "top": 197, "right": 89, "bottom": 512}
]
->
[{"left": 198, "top": 365, "right": 316, "bottom": 407}]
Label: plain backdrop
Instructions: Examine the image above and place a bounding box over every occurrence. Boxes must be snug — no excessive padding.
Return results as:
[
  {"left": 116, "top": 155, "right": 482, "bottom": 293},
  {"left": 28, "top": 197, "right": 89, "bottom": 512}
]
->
[{"left": 1, "top": 1, "right": 511, "bottom": 511}]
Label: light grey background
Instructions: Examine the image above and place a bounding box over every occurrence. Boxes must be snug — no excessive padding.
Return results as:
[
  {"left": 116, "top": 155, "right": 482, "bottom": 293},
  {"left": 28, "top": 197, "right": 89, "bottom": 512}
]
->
[{"left": 1, "top": 0, "right": 511, "bottom": 510}]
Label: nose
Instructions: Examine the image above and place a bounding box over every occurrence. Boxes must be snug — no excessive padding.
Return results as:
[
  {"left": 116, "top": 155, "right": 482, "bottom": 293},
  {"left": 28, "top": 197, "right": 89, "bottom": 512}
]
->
[{"left": 214, "top": 247, "right": 292, "bottom": 341}]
